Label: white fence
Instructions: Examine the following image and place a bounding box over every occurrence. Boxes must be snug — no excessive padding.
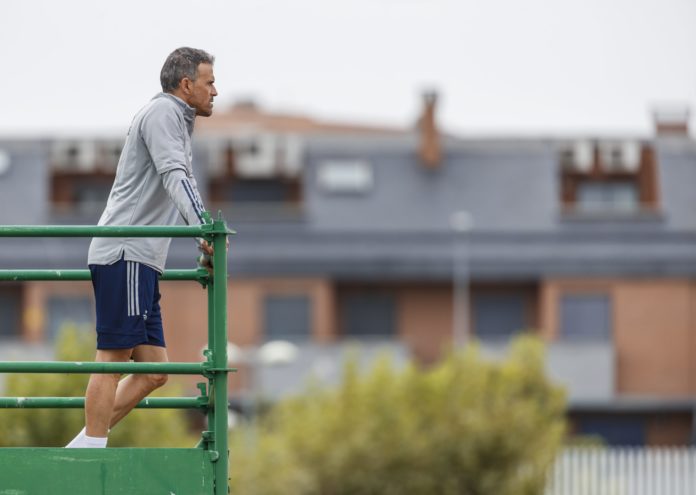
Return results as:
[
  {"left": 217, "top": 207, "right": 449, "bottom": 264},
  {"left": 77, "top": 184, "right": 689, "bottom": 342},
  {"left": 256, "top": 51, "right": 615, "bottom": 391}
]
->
[{"left": 546, "top": 448, "right": 696, "bottom": 495}]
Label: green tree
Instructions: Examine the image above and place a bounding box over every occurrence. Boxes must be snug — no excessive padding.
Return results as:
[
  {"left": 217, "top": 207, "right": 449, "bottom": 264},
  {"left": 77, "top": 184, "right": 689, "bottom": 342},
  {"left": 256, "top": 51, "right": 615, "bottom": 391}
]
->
[
  {"left": 0, "top": 323, "right": 199, "bottom": 447},
  {"left": 230, "top": 335, "right": 566, "bottom": 495}
]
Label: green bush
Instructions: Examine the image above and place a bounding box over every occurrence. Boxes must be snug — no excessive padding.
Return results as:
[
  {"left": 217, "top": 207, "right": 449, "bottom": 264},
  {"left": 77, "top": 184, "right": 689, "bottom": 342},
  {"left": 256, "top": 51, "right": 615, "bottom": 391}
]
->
[
  {"left": 0, "top": 323, "right": 198, "bottom": 447},
  {"left": 230, "top": 336, "right": 567, "bottom": 495}
]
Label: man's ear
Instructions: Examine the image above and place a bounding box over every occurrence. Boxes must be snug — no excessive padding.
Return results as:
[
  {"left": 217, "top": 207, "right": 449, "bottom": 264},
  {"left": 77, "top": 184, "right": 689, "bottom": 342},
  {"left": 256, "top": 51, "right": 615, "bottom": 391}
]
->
[{"left": 180, "top": 77, "right": 193, "bottom": 95}]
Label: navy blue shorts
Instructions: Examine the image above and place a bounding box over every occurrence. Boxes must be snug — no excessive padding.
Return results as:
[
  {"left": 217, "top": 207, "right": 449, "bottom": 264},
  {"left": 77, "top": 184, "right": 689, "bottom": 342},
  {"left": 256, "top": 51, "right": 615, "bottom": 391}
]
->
[{"left": 89, "top": 258, "right": 166, "bottom": 350}]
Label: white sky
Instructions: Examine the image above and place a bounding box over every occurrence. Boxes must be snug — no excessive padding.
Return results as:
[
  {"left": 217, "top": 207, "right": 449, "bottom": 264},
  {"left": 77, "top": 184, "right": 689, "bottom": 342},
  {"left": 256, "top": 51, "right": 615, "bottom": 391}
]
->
[{"left": 1, "top": 0, "right": 695, "bottom": 137}]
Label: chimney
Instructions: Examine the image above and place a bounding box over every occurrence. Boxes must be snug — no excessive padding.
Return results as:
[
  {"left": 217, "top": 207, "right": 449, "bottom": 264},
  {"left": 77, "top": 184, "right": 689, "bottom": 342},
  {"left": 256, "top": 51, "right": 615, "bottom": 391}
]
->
[
  {"left": 652, "top": 105, "right": 690, "bottom": 137},
  {"left": 418, "top": 91, "right": 442, "bottom": 169}
]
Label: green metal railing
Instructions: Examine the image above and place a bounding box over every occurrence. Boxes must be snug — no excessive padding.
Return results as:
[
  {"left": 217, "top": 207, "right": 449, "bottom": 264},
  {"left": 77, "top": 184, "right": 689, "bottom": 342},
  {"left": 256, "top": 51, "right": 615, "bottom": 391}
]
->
[{"left": 0, "top": 214, "right": 234, "bottom": 495}]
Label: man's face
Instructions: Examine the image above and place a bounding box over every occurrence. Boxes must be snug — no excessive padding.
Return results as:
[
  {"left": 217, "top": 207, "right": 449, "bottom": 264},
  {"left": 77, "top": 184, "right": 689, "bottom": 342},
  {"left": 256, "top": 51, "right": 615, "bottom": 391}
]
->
[{"left": 187, "top": 63, "right": 217, "bottom": 117}]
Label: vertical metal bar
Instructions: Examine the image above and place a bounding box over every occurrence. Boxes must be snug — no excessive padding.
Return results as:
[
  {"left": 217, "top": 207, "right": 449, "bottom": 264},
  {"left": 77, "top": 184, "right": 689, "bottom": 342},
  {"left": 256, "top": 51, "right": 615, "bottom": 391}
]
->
[
  {"left": 657, "top": 448, "right": 663, "bottom": 495},
  {"left": 592, "top": 448, "right": 599, "bottom": 495},
  {"left": 613, "top": 448, "right": 619, "bottom": 495},
  {"left": 687, "top": 448, "right": 692, "bottom": 495},
  {"left": 614, "top": 449, "right": 620, "bottom": 495},
  {"left": 212, "top": 218, "right": 229, "bottom": 495},
  {"left": 562, "top": 449, "right": 571, "bottom": 495},
  {"left": 670, "top": 449, "right": 676, "bottom": 495},
  {"left": 206, "top": 273, "right": 216, "bottom": 448}
]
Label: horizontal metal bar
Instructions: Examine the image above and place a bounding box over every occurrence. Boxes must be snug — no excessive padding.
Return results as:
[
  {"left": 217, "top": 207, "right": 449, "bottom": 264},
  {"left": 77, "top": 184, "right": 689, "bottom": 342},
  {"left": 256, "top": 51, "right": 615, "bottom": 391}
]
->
[
  {"left": 0, "top": 225, "right": 213, "bottom": 238},
  {"left": 0, "top": 269, "right": 209, "bottom": 282},
  {"left": 161, "top": 269, "right": 211, "bottom": 281},
  {"left": 0, "top": 361, "right": 208, "bottom": 375},
  {"left": 0, "top": 397, "right": 207, "bottom": 409}
]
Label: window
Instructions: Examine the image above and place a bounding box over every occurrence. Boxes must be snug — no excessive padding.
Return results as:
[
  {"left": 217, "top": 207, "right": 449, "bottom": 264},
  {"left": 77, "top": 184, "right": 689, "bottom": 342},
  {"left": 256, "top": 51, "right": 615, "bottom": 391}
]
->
[
  {"left": 473, "top": 294, "right": 525, "bottom": 340},
  {"left": 46, "top": 296, "right": 94, "bottom": 341},
  {"left": 576, "top": 181, "right": 639, "bottom": 213},
  {"left": 560, "top": 141, "right": 659, "bottom": 214},
  {"left": 599, "top": 141, "right": 640, "bottom": 172},
  {"left": 263, "top": 295, "right": 311, "bottom": 342},
  {"left": 50, "top": 140, "right": 122, "bottom": 172},
  {"left": 226, "top": 180, "right": 295, "bottom": 202},
  {"left": 0, "top": 286, "right": 21, "bottom": 338},
  {"left": 560, "top": 294, "right": 611, "bottom": 341},
  {"left": 317, "top": 160, "right": 373, "bottom": 194},
  {"left": 341, "top": 293, "right": 395, "bottom": 338},
  {"left": 207, "top": 138, "right": 303, "bottom": 214},
  {"left": 575, "top": 416, "right": 645, "bottom": 446},
  {"left": 50, "top": 140, "right": 120, "bottom": 214}
]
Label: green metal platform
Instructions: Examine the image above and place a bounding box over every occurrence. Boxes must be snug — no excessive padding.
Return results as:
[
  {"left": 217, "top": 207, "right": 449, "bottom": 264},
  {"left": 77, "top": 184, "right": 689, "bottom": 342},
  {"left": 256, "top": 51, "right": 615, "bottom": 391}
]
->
[
  {"left": 0, "top": 448, "right": 214, "bottom": 494},
  {"left": 0, "top": 216, "right": 234, "bottom": 495}
]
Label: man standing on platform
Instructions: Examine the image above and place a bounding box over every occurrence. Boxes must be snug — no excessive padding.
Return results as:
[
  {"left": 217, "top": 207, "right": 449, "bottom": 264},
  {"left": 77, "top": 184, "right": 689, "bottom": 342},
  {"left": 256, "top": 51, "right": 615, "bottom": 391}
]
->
[{"left": 67, "top": 47, "right": 218, "bottom": 448}]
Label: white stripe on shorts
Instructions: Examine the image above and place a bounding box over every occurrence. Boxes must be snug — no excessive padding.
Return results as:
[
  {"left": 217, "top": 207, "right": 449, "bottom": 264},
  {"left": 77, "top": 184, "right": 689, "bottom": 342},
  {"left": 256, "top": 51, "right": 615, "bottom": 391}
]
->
[
  {"left": 125, "top": 261, "right": 141, "bottom": 317},
  {"left": 126, "top": 261, "right": 132, "bottom": 316},
  {"left": 134, "top": 263, "right": 140, "bottom": 316}
]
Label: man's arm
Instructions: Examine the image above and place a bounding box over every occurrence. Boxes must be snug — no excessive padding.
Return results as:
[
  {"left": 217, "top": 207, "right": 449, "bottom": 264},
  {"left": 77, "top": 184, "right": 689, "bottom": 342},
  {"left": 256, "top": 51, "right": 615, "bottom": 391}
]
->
[
  {"left": 160, "top": 169, "right": 215, "bottom": 270},
  {"left": 140, "top": 101, "right": 215, "bottom": 266},
  {"left": 160, "top": 169, "right": 207, "bottom": 226}
]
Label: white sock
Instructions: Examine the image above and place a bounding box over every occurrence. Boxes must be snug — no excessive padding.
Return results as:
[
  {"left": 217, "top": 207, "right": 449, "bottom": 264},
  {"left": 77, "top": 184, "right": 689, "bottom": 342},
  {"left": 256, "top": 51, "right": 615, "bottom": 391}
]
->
[
  {"left": 65, "top": 427, "right": 86, "bottom": 448},
  {"left": 65, "top": 428, "right": 108, "bottom": 448},
  {"left": 84, "top": 434, "right": 108, "bottom": 448}
]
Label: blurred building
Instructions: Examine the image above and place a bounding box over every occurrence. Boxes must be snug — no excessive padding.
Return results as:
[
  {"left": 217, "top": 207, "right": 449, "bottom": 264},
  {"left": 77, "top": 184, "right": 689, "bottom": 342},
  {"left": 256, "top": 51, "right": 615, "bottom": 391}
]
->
[{"left": 0, "top": 97, "right": 695, "bottom": 446}]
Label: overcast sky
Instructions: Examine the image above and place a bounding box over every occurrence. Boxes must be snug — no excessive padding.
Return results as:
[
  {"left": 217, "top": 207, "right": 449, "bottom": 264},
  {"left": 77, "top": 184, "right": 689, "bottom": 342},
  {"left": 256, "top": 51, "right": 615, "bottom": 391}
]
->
[{"left": 1, "top": 0, "right": 695, "bottom": 137}]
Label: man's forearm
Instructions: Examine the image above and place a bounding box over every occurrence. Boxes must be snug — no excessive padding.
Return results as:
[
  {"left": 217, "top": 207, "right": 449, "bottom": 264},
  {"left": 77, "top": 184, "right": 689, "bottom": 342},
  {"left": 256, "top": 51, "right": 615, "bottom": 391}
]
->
[{"left": 160, "top": 168, "right": 207, "bottom": 226}]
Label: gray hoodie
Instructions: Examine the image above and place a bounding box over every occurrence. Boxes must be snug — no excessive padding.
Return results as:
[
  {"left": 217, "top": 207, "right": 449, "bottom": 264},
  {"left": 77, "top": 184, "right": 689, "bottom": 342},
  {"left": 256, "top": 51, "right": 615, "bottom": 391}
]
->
[{"left": 88, "top": 93, "right": 207, "bottom": 273}]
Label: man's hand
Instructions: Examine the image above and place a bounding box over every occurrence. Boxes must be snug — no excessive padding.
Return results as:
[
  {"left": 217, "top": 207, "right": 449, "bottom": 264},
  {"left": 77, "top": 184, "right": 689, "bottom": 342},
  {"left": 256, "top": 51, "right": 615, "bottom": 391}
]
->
[
  {"left": 197, "top": 240, "right": 214, "bottom": 275},
  {"left": 199, "top": 240, "right": 215, "bottom": 257},
  {"left": 197, "top": 239, "right": 229, "bottom": 275}
]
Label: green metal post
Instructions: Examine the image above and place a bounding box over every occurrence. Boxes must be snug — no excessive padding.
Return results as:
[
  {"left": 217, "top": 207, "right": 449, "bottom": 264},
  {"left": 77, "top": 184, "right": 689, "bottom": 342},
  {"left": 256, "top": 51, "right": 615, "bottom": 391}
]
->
[
  {"left": 211, "top": 216, "right": 230, "bottom": 495},
  {"left": 206, "top": 275, "right": 216, "bottom": 449}
]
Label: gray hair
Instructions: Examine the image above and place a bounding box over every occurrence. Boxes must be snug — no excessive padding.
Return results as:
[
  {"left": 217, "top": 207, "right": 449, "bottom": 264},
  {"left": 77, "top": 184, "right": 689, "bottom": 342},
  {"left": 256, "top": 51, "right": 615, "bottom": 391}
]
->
[{"left": 160, "top": 47, "right": 215, "bottom": 93}]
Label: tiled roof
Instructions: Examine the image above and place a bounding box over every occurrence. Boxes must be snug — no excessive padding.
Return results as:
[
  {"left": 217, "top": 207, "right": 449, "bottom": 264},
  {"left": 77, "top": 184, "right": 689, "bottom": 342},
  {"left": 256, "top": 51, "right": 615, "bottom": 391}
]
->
[{"left": 196, "top": 101, "right": 408, "bottom": 135}]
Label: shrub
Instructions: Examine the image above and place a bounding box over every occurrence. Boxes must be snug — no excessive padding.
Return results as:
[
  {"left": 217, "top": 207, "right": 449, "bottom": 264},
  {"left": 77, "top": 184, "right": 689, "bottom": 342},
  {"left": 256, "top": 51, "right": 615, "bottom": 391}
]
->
[{"left": 230, "top": 335, "right": 566, "bottom": 495}]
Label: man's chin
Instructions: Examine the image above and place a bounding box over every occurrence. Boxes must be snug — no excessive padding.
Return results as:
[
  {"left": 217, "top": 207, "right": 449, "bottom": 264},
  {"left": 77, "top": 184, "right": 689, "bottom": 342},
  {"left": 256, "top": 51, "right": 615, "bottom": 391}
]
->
[{"left": 196, "top": 109, "right": 213, "bottom": 117}]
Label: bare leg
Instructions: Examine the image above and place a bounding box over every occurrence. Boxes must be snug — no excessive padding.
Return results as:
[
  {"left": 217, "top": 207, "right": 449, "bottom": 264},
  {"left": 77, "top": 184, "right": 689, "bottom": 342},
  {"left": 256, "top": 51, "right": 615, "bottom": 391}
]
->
[
  {"left": 84, "top": 348, "right": 133, "bottom": 437},
  {"left": 109, "top": 345, "right": 169, "bottom": 429}
]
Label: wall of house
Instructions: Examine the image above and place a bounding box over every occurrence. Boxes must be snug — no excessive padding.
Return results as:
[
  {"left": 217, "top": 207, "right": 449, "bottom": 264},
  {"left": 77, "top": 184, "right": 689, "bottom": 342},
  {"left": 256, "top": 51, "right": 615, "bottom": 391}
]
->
[
  {"left": 614, "top": 280, "right": 696, "bottom": 397},
  {"left": 161, "top": 276, "right": 336, "bottom": 390},
  {"left": 158, "top": 281, "right": 209, "bottom": 364},
  {"left": 225, "top": 277, "right": 336, "bottom": 344},
  {"left": 398, "top": 283, "right": 453, "bottom": 364},
  {"left": 541, "top": 277, "right": 696, "bottom": 398}
]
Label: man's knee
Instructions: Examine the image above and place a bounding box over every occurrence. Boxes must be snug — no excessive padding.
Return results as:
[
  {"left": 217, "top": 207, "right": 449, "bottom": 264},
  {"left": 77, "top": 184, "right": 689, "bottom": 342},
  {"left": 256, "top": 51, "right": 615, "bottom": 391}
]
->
[
  {"left": 144, "top": 373, "right": 168, "bottom": 390},
  {"left": 88, "top": 373, "right": 121, "bottom": 388}
]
